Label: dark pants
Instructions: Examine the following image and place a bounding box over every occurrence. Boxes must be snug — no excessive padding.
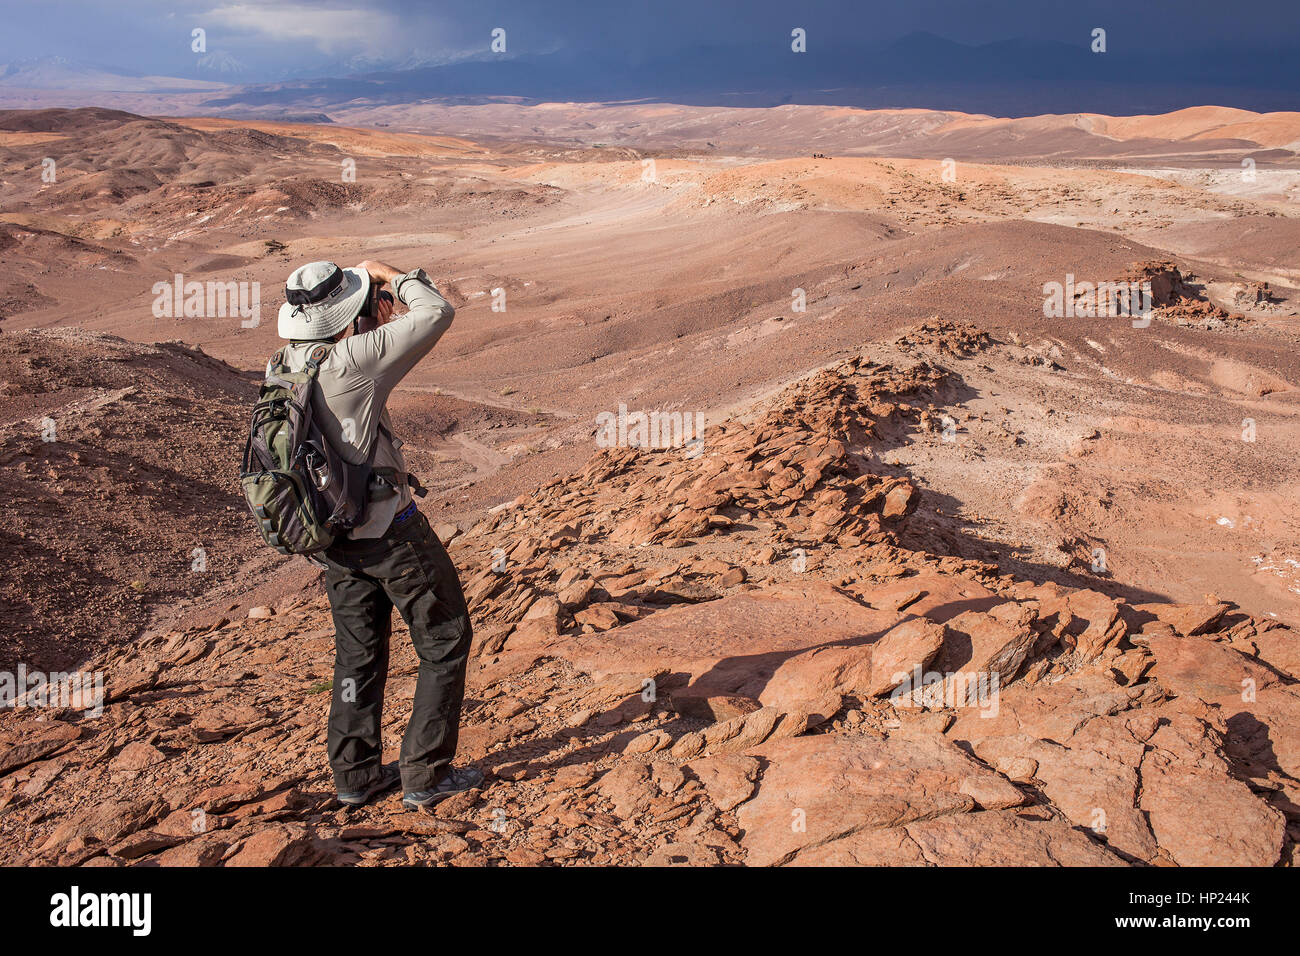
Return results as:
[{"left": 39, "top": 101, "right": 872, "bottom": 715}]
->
[{"left": 319, "top": 508, "right": 472, "bottom": 793}]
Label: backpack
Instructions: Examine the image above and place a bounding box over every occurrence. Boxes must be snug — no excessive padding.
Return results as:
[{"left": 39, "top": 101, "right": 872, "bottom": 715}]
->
[{"left": 239, "top": 343, "right": 378, "bottom": 555}]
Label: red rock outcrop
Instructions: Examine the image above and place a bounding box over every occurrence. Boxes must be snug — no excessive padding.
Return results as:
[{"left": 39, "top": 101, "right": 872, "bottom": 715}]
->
[{"left": 2, "top": 330, "right": 1295, "bottom": 867}]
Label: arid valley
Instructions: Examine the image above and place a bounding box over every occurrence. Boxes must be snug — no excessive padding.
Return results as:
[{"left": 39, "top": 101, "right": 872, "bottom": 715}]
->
[{"left": 1, "top": 94, "right": 1299, "bottom": 868}]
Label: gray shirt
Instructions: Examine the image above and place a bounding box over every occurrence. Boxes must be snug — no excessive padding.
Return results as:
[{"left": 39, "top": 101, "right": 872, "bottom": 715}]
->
[{"left": 275, "top": 267, "right": 455, "bottom": 538}]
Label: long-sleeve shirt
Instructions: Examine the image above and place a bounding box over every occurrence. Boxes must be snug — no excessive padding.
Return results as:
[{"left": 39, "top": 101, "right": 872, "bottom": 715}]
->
[{"left": 276, "top": 267, "right": 455, "bottom": 538}]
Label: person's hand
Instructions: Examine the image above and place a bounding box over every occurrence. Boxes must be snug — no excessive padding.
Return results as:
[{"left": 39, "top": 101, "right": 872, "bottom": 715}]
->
[
  {"left": 356, "top": 259, "right": 402, "bottom": 285},
  {"left": 375, "top": 290, "right": 395, "bottom": 325}
]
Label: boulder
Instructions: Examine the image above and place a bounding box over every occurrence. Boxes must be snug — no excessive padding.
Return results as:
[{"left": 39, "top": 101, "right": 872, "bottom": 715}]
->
[
  {"left": 931, "top": 605, "right": 1038, "bottom": 689},
  {"left": 860, "top": 572, "right": 1000, "bottom": 622},
  {"left": 1145, "top": 633, "right": 1279, "bottom": 702},
  {"left": 756, "top": 617, "right": 945, "bottom": 711},
  {"left": 1138, "top": 711, "right": 1285, "bottom": 866},
  {"left": 0, "top": 719, "right": 80, "bottom": 775},
  {"left": 109, "top": 742, "right": 165, "bottom": 773},
  {"left": 224, "top": 824, "right": 328, "bottom": 867},
  {"left": 687, "top": 754, "right": 760, "bottom": 811},
  {"left": 565, "top": 583, "right": 902, "bottom": 702},
  {"left": 870, "top": 809, "right": 1122, "bottom": 866},
  {"left": 735, "top": 734, "right": 1024, "bottom": 866},
  {"left": 1133, "top": 602, "right": 1231, "bottom": 637}
]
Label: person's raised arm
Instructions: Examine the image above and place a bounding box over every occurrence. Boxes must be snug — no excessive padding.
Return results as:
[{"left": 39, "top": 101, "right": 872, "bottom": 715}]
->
[{"left": 343, "top": 259, "right": 455, "bottom": 399}]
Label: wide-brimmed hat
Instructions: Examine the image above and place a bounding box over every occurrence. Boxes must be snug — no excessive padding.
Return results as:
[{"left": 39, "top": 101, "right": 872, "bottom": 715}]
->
[{"left": 277, "top": 261, "right": 369, "bottom": 340}]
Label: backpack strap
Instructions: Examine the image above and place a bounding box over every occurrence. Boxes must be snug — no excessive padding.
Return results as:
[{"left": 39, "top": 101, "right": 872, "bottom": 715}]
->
[
  {"left": 305, "top": 343, "right": 330, "bottom": 372},
  {"left": 270, "top": 342, "right": 330, "bottom": 378},
  {"left": 290, "top": 340, "right": 387, "bottom": 467},
  {"left": 369, "top": 420, "right": 427, "bottom": 498},
  {"left": 271, "top": 342, "right": 426, "bottom": 500}
]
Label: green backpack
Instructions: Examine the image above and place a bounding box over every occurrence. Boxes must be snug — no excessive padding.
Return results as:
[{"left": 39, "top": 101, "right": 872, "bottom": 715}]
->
[{"left": 239, "top": 343, "right": 376, "bottom": 555}]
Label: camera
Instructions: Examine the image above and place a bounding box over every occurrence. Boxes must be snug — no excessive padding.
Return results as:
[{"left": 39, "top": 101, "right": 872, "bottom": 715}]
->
[{"left": 353, "top": 285, "right": 394, "bottom": 335}]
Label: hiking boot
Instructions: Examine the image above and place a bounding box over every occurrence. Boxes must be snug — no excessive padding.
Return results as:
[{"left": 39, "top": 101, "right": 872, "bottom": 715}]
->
[
  {"left": 402, "top": 766, "right": 485, "bottom": 810},
  {"left": 337, "top": 765, "right": 400, "bottom": 807}
]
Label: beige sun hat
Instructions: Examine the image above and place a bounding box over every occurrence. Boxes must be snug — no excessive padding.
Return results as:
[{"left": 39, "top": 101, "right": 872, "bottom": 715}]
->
[{"left": 277, "top": 261, "right": 369, "bottom": 340}]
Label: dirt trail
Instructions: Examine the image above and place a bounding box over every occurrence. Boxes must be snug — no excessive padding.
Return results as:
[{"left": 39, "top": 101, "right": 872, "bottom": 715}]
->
[{"left": 448, "top": 432, "right": 513, "bottom": 483}]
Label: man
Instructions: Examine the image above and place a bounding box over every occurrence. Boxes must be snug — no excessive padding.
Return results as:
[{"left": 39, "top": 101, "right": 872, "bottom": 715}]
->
[{"left": 275, "top": 258, "right": 482, "bottom": 809}]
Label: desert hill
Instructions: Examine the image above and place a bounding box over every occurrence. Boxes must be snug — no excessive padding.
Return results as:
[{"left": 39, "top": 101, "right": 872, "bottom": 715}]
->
[
  {"left": 1, "top": 322, "right": 1296, "bottom": 866},
  {"left": 0, "top": 104, "right": 1298, "bottom": 866},
  {"left": 0, "top": 330, "right": 265, "bottom": 671},
  {"left": 276, "top": 101, "right": 1300, "bottom": 163}
]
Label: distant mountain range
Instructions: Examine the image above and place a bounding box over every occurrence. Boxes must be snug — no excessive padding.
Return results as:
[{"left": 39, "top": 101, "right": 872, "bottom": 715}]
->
[{"left": 0, "top": 56, "right": 227, "bottom": 92}]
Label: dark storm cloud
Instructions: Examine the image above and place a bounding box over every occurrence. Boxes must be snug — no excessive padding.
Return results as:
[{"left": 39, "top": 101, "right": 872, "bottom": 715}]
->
[
  {"left": 0, "top": 0, "right": 1295, "bottom": 113},
  {"left": 3, "top": 0, "right": 1296, "bottom": 71}
]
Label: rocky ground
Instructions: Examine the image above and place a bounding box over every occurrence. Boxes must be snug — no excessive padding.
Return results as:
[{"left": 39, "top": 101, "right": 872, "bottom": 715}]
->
[
  {"left": 2, "top": 322, "right": 1296, "bottom": 867},
  {"left": 0, "top": 329, "right": 265, "bottom": 671},
  {"left": 2, "top": 104, "right": 1299, "bottom": 866}
]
